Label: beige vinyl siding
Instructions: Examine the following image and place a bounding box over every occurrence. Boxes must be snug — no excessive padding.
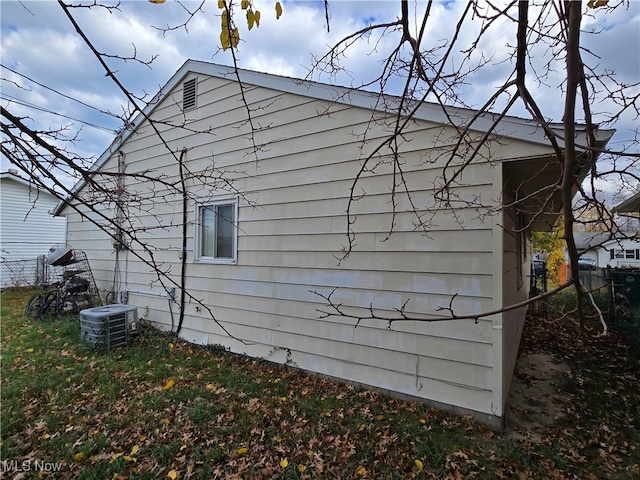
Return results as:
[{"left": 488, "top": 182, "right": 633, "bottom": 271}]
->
[
  {"left": 65, "top": 205, "right": 118, "bottom": 297},
  {"left": 498, "top": 184, "right": 529, "bottom": 410},
  {"left": 62, "top": 72, "right": 553, "bottom": 420}
]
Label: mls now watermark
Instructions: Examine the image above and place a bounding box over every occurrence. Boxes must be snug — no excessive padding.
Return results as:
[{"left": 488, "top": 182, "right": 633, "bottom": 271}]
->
[{"left": 2, "top": 459, "right": 63, "bottom": 473}]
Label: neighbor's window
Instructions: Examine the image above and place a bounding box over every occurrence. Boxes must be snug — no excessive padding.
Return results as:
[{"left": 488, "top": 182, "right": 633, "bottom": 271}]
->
[
  {"left": 196, "top": 199, "right": 237, "bottom": 263},
  {"left": 613, "top": 249, "right": 639, "bottom": 260}
]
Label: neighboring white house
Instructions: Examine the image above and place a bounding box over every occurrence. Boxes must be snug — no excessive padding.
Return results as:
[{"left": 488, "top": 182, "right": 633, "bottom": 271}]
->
[
  {"left": 54, "top": 60, "right": 614, "bottom": 427},
  {"left": 0, "top": 170, "right": 67, "bottom": 286},
  {"left": 574, "top": 232, "right": 640, "bottom": 268},
  {"left": 605, "top": 238, "right": 640, "bottom": 268}
]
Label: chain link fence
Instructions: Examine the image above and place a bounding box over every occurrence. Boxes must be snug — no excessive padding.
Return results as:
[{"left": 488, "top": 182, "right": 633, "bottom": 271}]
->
[
  {"left": 0, "top": 255, "right": 54, "bottom": 288},
  {"left": 576, "top": 266, "right": 640, "bottom": 347},
  {"left": 532, "top": 263, "right": 639, "bottom": 347},
  {"left": 606, "top": 268, "right": 640, "bottom": 348},
  {"left": 578, "top": 266, "right": 609, "bottom": 291}
]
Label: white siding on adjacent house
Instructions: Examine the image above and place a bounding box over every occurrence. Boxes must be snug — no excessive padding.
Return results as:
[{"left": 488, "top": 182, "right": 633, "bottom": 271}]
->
[
  {"left": 599, "top": 238, "right": 640, "bottom": 268},
  {"left": 573, "top": 236, "right": 640, "bottom": 269},
  {"left": 0, "top": 175, "right": 66, "bottom": 260}
]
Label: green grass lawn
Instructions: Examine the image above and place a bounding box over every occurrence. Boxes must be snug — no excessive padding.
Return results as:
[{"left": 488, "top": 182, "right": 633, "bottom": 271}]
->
[{"left": 1, "top": 287, "right": 638, "bottom": 479}]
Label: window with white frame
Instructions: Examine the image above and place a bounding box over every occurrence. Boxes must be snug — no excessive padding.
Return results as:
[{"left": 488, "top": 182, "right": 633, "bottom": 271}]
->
[
  {"left": 612, "top": 248, "right": 640, "bottom": 260},
  {"left": 195, "top": 198, "right": 237, "bottom": 263}
]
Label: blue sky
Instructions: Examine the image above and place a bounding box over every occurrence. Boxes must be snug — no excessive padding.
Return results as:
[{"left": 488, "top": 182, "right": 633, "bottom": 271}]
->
[{"left": 1, "top": 0, "right": 638, "bottom": 200}]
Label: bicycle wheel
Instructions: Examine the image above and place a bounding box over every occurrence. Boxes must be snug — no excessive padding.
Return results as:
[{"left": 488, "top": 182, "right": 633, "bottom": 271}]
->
[
  {"left": 39, "top": 291, "right": 58, "bottom": 318},
  {"left": 25, "top": 293, "right": 46, "bottom": 320}
]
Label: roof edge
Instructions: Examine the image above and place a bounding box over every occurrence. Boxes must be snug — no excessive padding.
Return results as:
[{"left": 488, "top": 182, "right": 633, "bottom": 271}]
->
[
  {"left": 54, "top": 59, "right": 617, "bottom": 214},
  {"left": 1, "top": 171, "right": 61, "bottom": 202}
]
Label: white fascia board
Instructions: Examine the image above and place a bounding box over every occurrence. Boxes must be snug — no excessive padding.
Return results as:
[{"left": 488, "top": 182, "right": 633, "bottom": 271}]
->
[{"left": 614, "top": 191, "right": 640, "bottom": 213}]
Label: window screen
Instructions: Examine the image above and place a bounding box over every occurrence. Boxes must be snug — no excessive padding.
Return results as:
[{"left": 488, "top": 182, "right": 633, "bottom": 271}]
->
[{"left": 197, "top": 200, "right": 237, "bottom": 262}]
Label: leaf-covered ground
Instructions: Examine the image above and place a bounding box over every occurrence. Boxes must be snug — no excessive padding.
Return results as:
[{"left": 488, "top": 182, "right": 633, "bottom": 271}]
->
[{"left": 1, "top": 288, "right": 638, "bottom": 479}]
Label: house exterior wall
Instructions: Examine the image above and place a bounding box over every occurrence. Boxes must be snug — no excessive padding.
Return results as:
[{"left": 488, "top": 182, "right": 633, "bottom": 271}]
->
[
  {"left": 62, "top": 71, "right": 555, "bottom": 422},
  {"left": 598, "top": 238, "right": 640, "bottom": 268},
  {"left": 0, "top": 174, "right": 66, "bottom": 260},
  {"left": 499, "top": 188, "right": 530, "bottom": 410},
  {"left": 576, "top": 237, "right": 640, "bottom": 268}
]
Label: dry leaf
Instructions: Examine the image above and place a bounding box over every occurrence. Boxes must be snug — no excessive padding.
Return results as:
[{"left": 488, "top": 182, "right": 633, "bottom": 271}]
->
[{"left": 163, "top": 379, "right": 175, "bottom": 390}]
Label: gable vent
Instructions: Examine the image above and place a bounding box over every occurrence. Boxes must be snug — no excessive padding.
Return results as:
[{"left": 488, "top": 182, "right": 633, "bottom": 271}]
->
[{"left": 182, "top": 78, "right": 197, "bottom": 110}]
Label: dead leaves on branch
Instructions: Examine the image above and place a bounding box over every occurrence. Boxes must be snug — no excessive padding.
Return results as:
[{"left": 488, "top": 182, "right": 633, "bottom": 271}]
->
[
  {"left": 147, "top": 0, "right": 282, "bottom": 51},
  {"left": 218, "top": 0, "right": 281, "bottom": 50}
]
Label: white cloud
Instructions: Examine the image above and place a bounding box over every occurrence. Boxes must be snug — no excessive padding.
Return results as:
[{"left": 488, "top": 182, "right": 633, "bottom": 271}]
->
[{"left": 1, "top": 0, "right": 638, "bottom": 195}]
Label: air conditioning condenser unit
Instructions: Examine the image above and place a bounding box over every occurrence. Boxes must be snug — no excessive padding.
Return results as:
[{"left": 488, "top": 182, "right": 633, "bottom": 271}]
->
[{"left": 80, "top": 304, "right": 138, "bottom": 349}]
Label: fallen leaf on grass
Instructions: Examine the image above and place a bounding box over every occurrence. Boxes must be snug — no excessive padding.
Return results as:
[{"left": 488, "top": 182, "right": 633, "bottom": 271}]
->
[{"left": 163, "top": 379, "right": 175, "bottom": 390}]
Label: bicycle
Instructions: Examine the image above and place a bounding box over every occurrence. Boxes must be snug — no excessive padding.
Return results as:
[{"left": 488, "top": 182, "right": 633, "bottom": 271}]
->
[{"left": 25, "top": 270, "right": 94, "bottom": 320}]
